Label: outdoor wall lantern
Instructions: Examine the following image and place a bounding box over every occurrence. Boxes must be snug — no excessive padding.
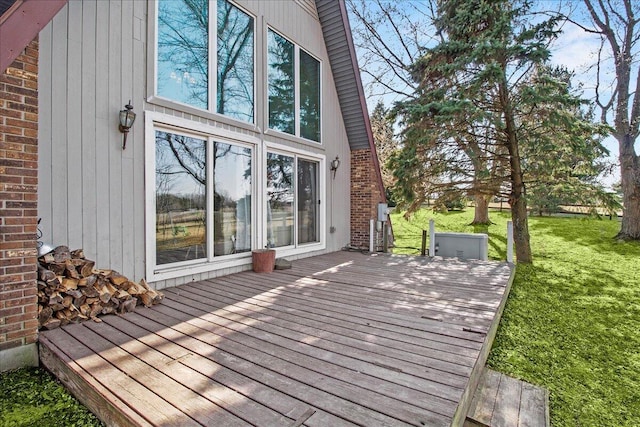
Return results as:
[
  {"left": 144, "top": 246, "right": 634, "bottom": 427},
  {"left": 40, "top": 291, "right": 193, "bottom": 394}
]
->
[
  {"left": 118, "top": 100, "right": 136, "bottom": 150},
  {"left": 330, "top": 156, "right": 341, "bottom": 179}
]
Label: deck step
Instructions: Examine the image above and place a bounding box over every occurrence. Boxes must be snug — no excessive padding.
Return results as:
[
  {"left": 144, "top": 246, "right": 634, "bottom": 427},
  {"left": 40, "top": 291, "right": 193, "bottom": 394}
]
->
[{"left": 464, "top": 369, "right": 549, "bottom": 427}]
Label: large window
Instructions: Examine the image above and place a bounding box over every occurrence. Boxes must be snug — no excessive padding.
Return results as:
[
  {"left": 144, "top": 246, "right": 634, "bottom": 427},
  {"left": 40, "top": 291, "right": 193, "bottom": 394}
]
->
[
  {"left": 268, "top": 29, "right": 321, "bottom": 142},
  {"left": 157, "top": 0, "right": 254, "bottom": 123},
  {"left": 267, "top": 152, "right": 319, "bottom": 248},
  {"left": 154, "top": 129, "right": 253, "bottom": 267}
]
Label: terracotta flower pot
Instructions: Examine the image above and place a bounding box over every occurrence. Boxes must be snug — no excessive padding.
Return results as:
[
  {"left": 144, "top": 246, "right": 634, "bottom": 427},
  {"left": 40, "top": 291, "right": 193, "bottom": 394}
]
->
[{"left": 252, "top": 249, "right": 275, "bottom": 273}]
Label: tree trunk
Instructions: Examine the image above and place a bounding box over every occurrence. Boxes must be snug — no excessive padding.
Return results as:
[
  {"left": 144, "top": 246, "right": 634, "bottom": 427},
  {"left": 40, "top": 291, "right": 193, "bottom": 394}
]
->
[
  {"left": 500, "top": 75, "right": 533, "bottom": 263},
  {"left": 471, "top": 194, "right": 491, "bottom": 225},
  {"left": 617, "top": 134, "right": 640, "bottom": 239}
]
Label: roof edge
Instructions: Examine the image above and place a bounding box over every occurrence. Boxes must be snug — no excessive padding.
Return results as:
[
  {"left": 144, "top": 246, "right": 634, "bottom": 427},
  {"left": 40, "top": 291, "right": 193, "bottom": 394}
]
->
[
  {"left": 321, "top": 0, "right": 387, "bottom": 203},
  {"left": 0, "top": 0, "right": 67, "bottom": 73}
]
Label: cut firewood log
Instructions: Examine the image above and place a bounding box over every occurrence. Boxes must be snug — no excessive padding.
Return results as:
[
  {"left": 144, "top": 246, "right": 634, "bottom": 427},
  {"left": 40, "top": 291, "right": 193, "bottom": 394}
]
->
[
  {"left": 109, "top": 273, "right": 128, "bottom": 288},
  {"left": 46, "top": 262, "right": 66, "bottom": 276},
  {"left": 82, "top": 285, "right": 100, "bottom": 298},
  {"left": 140, "top": 288, "right": 163, "bottom": 307},
  {"left": 139, "top": 279, "right": 151, "bottom": 291},
  {"left": 64, "top": 260, "right": 80, "bottom": 279},
  {"left": 60, "top": 277, "right": 79, "bottom": 292},
  {"left": 48, "top": 292, "right": 63, "bottom": 306},
  {"left": 78, "top": 275, "right": 96, "bottom": 287},
  {"left": 98, "top": 286, "right": 112, "bottom": 304},
  {"left": 80, "top": 260, "right": 95, "bottom": 278},
  {"left": 52, "top": 246, "right": 71, "bottom": 263},
  {"left": 70, "top": 249, "right": 85, "bottom": 259},
  {"left": 119, "top": 298, "right": 137, "bottom": 314},
  {"left": 38, "top": 306, "right": 53, "bottom": 325},
  {"left": 115, "top": 289, "right": 131, "bottom": 300},
  {"left": 89, "top": 304, "right": 102, "bottom": 319},
  {"left": 42, "top": 318, "right": 61, "bottom": 330},
  {"left": 73, "top": 295, "right": 86, "bottom": 308},
  {"left": 38, "top": 265, "right": 56, "bottom": 281},
  {"left": 62, "top": 295, "right": 73, "bottom": 308}
]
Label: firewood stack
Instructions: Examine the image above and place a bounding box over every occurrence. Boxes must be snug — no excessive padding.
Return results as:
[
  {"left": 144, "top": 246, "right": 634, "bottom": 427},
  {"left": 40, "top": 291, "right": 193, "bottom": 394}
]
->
[{"left": 37, "top": 246, "right": 163, "bottom": 330}]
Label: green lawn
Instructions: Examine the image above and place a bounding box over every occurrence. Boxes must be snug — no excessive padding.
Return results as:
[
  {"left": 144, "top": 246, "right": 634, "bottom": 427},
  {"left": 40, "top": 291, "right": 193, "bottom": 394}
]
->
[
  {"left": 0, "top": 367, "right": 103, "bottom": 426},
  {"left": 391, "top": 208, "right": 640, "bottom": 427}
]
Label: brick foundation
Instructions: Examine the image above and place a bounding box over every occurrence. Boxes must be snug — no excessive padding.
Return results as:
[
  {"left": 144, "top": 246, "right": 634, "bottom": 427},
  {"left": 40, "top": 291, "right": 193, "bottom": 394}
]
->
[
  {"left": 0, "top": 38, "right": 39, "bottom": 370},
  {"left": 350, "top": 148, "right": 384, "bottom": 249}
]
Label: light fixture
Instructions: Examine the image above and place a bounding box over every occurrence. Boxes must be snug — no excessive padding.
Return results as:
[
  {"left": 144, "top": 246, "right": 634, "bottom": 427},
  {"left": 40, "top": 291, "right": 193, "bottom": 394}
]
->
[
  {"left": 118, "top": 100, "right": 136, "bottom": 150},
  {"left": 330, "top": 156, "right": 341, "bottom": 179}
]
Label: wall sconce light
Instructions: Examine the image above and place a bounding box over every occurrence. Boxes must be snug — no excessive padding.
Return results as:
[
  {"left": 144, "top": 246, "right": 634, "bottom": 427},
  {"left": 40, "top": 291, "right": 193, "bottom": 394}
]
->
[
  {"left": 330, "top": 156, "right": 341, "bottom": 179},
  {"left": 118, "top": 100, "right": 136, "bottom": 150}
]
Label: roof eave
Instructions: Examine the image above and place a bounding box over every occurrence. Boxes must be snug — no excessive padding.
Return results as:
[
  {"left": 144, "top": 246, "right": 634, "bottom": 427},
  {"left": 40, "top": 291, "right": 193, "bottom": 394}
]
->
[{"left": 0, "top": 0, "right": 67, "bottom": 73}]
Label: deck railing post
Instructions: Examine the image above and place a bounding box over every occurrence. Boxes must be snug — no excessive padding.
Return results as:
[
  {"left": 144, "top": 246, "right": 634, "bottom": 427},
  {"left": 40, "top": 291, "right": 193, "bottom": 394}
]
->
[
  {"left": 429, "top": 219, "right": 435, "bottom": 257},
  {"left": 507, "top": 220, "right": 514, "bottom": 263}
]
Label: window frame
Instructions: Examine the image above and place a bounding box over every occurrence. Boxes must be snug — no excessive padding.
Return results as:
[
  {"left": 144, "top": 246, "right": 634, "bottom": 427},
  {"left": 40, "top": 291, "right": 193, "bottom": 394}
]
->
[
  {"left": 266, "top": 27, "right": 322, "bottom": 144},
  {"left": 145, "top": 111, "right": 261, "bottom": 282},
  {"left": 263, "top": 141, "right": 326, "bottom": 258},
  {"left": 150, "top": 0, "right": 257, "bottom": 126}
]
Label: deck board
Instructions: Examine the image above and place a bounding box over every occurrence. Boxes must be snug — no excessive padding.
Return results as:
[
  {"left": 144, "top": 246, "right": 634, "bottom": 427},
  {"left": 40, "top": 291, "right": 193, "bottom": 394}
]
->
[{"left": 39, "top": 252, "right": 514, "bottom": 427}]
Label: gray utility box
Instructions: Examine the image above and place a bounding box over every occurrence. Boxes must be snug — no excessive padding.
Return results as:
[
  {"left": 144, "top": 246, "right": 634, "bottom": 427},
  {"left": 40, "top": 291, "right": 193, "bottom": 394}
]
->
[{"left": 433, "top": 232, "right": 488, "bottom": 261}]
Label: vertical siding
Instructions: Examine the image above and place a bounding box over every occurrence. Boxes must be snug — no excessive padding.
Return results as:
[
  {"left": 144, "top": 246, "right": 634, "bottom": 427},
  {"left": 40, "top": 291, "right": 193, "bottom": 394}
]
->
[
  {"left": 39, "top": 0, "right": 352, "bottom": 287},
  {"left": 66, "top": 1, "right": 83, "bottom": 250},
  {"left": 81, "top": 0, "right": 97, "bottom": 260},
  {"left": 39, "top": 0, "right": 146, "bottom": 276},
  {"left": 50, "top": 8, "right": 68, "bottom": 246}
]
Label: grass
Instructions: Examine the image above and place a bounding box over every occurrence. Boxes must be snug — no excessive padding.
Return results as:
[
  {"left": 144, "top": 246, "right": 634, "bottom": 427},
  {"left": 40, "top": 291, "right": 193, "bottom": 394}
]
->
[
  {"left": 0, "top": 367, "right": 103, "bottom": 427},
  {"left": 390, "top": 208, "right": 640, "bottom": 427}
]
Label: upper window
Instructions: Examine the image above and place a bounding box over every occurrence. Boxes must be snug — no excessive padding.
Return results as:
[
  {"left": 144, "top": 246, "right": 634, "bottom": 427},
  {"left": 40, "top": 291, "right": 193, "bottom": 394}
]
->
[
  {"left": 157, "top": 0, "right": 254, "bottom": 123},
  {"left": 268, "top": 29, "right": 321, "bottom": 142}
]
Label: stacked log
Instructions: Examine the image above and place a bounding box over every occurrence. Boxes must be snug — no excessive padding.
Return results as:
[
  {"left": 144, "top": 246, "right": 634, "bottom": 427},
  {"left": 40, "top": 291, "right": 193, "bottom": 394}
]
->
[{"left": 37, "top": 246, "right": 163, "bottom": 330}]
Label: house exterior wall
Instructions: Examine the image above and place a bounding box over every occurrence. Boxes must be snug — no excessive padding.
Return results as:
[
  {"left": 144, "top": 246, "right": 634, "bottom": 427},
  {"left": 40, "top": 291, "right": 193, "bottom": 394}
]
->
[
  {"left": 38, "top": 0, "right": 352, "bottom": 289},
  {"left": 0, "top": 38, "right": 39, "bottom": 371},
  {"left": 350, "top": 148, "right": 384, "bottom": 249}
]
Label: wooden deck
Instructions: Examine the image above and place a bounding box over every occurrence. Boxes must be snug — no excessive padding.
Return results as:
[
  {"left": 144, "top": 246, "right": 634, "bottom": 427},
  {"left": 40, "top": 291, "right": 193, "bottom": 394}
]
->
[
  {"left": 465, "top": 369, "right": 549, "bottom": 427},
  {"left": 39, "top": 251, "right": 514, "bottom": 427}
]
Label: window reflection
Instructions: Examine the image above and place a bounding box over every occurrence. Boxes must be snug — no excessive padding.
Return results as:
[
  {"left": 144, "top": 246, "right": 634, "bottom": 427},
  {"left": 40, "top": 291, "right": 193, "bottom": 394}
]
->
[
  {"left": 217, "top": 0, "right": 254, "bottom": 122},
  {"left": 213, "top": 142, "right": 252, "bottom": 255},
  {"left": 298, "top": 159, "right": 319, "bottom": 243},
  {"left": 157, "top": 0, "right": 208, "bottom": 109},
  {"left": 155, "top": 131, "right": 207, "bottom": 265},
  {"left": 267, "top": 153, "right": 294, "bottom": 247},
  {"left": 268, "top": 30, "right": 295, "bottom": 134},
  {"left": 300, "top": 51, "right": 320, "bottom": 141}
]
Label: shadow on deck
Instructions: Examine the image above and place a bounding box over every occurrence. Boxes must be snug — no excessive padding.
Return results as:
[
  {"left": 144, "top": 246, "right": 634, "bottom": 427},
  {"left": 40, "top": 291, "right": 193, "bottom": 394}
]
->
[{"left": 39, "top": 251, "right": 515, "bottom": 427}]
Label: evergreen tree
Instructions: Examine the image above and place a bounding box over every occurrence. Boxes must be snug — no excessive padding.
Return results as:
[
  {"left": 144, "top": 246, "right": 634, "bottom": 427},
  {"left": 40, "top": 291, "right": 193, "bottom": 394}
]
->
[{"left": 395, "top": 0, "right": 564, "bottom": 263}]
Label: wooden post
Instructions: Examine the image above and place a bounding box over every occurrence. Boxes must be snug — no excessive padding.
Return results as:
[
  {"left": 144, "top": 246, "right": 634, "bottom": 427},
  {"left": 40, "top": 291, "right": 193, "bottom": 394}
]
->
[
  {"left": 421, "top": 230, "right": 427, "bottom": 256},
  {"left": 382, "top": 222, "right": 388, "bottom": 253}
]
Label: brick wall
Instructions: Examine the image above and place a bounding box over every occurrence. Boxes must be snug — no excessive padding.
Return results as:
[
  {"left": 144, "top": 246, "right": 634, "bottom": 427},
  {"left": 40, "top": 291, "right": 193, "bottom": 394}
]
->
[
  {"left": 0, "top": 38, "right": 39, "bottom": 368},
  {"left": 350, "top": 148, "right": 384, "bottom": 249}
]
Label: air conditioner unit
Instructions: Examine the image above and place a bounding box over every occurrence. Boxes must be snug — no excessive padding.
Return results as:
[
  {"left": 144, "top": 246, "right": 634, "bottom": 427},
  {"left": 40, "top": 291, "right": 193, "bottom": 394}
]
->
[{"left": 433, "top": 232, "right": 488, "bottom": 261}]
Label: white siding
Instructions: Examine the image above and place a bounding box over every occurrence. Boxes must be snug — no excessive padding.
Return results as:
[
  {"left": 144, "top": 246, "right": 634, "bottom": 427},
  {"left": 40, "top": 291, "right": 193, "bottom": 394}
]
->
[{"left": 38, "top": 0, "right": 352, "bottom": 289}]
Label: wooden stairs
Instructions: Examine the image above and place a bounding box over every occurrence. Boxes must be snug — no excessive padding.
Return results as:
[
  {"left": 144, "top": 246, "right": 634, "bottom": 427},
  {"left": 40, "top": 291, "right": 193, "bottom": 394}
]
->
[{"left": 465, "top": 368, "right": 550, "bottom": 427}]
